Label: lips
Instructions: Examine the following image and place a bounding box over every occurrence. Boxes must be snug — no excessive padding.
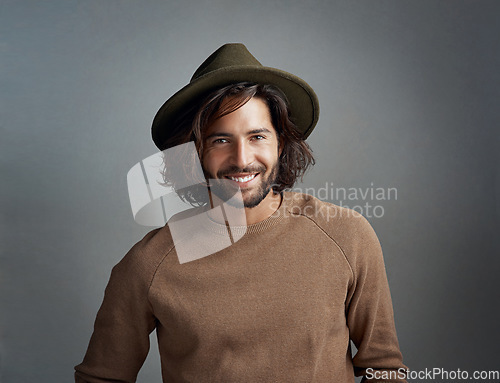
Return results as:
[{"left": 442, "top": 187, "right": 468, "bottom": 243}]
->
[
  {"left": 217, "top": 166, "right": 266, "bottom": 185},
  {"left": 226, "top": 174, "right": 258, "bottom": 183}
]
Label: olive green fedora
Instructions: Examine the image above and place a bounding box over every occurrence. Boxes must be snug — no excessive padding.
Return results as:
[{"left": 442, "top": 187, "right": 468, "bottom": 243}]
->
[{"left": 152, "top": 43, "right": 320, "bottom": 150}]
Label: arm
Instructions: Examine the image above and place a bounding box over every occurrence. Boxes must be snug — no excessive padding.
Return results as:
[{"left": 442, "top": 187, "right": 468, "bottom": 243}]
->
[
  {"left": 75, "top": 240, "right": 158, "bottom": 382},
  {"left": 344, "top": 216, "right": 407, "bottom": 383}
]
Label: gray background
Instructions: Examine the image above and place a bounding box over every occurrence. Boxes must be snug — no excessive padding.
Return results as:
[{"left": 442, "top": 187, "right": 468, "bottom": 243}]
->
[{"left": 1, "top": 0, "right": 499, "bottom": 382}]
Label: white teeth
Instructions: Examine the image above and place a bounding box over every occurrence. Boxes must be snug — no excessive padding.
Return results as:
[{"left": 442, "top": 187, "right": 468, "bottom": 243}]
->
[{"left": 228, "top": 174, "right": 256, "bottom": 183}]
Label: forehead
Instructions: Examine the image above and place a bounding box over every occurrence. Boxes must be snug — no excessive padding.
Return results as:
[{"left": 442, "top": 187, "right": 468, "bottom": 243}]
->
[{"left": 204, "top": 97, "right": 274, "bottom": 136}]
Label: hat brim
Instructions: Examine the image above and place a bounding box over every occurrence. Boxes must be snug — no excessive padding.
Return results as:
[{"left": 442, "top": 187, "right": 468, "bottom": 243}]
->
[{"left": 152, "top": 66, "right": 319, "bottom": 150}]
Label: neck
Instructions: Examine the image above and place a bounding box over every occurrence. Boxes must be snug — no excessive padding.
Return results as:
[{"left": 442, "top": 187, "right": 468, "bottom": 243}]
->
[
  {"left": 208, "top": 189, "right": 282, "bottom": 226},
  {"left": 243, "top": 190, "right": 282, "bottom": 225}
]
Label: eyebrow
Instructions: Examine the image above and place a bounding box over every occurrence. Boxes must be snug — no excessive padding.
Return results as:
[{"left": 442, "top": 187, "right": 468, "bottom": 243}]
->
[{"left": 205, "top": 128, "right": 272, "bottom": 140}]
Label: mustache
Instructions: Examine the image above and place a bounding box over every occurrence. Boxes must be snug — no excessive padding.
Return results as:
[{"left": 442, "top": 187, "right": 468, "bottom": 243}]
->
[{"left": 216, "top": 165, "right": 266, "bottom": 178}]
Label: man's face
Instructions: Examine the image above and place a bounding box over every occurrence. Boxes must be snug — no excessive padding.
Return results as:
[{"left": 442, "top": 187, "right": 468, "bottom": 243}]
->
[{"left": 202, "top": 97, "right": 280, "bottom": 208}]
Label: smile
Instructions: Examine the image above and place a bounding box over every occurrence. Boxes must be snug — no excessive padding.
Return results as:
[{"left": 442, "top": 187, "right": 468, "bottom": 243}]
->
[{"left": 226, "top": 174, "right": 258, "bottom": 183}]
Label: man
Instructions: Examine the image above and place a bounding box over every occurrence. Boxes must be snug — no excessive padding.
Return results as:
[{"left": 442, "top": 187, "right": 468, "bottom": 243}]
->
[{"left": 75, "top": 43, "right": 407, "bottom": 382}]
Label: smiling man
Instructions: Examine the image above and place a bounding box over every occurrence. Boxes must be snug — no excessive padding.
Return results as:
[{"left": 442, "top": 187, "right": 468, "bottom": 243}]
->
[
  {"left": 203, "top": 93, "right": 286, "bottom": 226},
  {"left": 75, "top": 44, "right": 407, "bottom": 382}
]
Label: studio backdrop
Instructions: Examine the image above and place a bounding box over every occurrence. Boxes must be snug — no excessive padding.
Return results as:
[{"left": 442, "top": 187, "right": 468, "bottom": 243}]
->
[{"left": 1, "top": 1, "right": 499, "bottom": 382}]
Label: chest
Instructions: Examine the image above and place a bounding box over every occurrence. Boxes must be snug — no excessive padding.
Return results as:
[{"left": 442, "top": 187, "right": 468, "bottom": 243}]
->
[{"left": 149, "top": 229, "right": 353, "bottom": 345}]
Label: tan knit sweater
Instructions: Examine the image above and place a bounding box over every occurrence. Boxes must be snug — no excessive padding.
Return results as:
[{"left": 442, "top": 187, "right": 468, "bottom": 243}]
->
[{"left": 75, "top": 192, "right": 406, "bottom": 382}]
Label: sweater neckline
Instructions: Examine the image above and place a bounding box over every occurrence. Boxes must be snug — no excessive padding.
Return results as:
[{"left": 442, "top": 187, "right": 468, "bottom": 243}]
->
[{"left": 204, "top": 192, "right": 293, "bottom": 236}]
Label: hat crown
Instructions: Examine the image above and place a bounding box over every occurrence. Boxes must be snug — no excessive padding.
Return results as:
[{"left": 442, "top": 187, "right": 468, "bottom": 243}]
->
[
  {"left": 152, "top": 43, "right": 319, "bottom": 150},
  {"left": 190, "top": 43, "right": 262, "bottom": 82}
]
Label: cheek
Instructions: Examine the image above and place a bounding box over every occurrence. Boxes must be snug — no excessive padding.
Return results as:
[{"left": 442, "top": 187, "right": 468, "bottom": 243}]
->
[
  {"left": 202, "top": 151, "right": 222, "bottom": 173},
  {"left": 261, "top": 147, "right": 280, "bottom": 166}
]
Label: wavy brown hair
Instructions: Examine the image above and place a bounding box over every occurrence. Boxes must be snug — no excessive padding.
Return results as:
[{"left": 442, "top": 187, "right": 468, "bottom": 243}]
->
[{"left": 161, "top": 82, "right": 315, "bottom": 205}]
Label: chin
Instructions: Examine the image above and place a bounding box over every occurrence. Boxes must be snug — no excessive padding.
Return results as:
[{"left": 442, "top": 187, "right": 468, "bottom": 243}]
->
[{"left": 242, "top": 188, "right": 271, "bottom": 209}]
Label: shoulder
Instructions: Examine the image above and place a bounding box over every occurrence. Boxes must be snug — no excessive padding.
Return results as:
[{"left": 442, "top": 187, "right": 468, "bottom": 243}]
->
[
  {"left": 112, "top": 225, "right": 176, "bottom": 286},
  {"left": 283, "top": 191, "right": 375, "bottom": 235},
  {"left": 282, "top": 191, "right": 382, "bottom": 263}
]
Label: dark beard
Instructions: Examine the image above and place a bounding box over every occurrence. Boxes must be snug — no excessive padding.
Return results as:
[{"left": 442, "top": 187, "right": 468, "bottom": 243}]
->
[{"left": 205, "top": 163, "right": 279, "bottom": 208}]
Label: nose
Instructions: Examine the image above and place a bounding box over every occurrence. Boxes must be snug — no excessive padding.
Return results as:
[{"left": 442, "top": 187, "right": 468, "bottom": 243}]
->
[{"left": 231, "top": 140, "right": 254, "bottom": 169}]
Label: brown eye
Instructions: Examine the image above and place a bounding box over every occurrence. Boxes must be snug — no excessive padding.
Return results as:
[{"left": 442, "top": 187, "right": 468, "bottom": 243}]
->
[{"left": 213, "top": 138, "right": 229, "bottom": 144}]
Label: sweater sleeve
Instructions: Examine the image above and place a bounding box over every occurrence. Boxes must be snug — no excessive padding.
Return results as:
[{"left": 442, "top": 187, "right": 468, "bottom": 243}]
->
[
  {"left": 74, "top": 234, "right": 161, "bottom": 383},
  {"left": 343, "top": 215, "right": 407, "bottom": 383}
]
